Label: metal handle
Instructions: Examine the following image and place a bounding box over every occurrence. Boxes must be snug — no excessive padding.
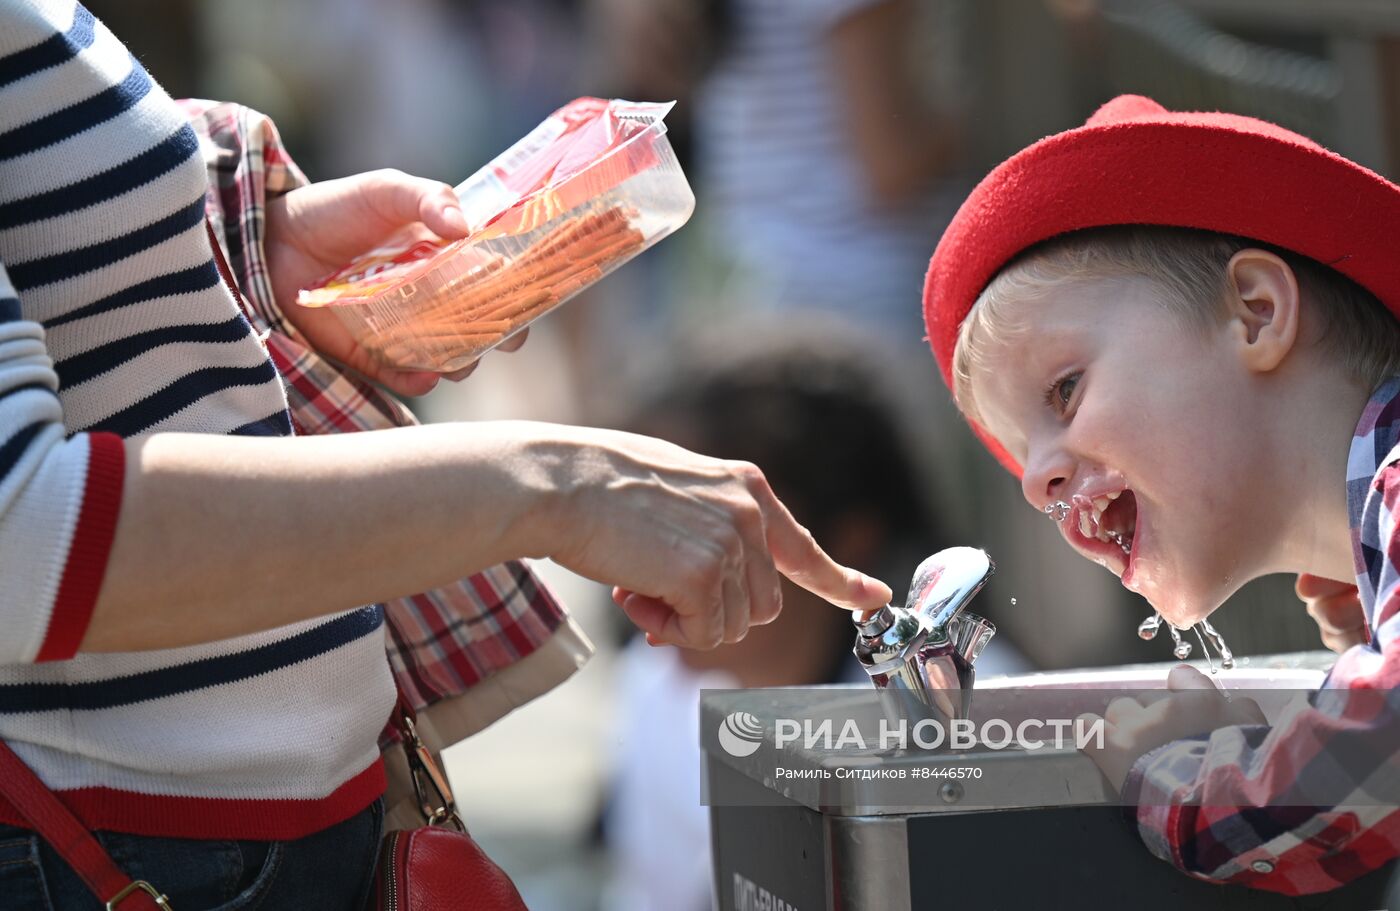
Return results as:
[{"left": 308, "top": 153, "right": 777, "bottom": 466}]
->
[
  {"left": 107, "top": 880, "right": 172, "bottom": 911},
  {"left": 402, "top": 713, "right": 467, "bottom": 833}
]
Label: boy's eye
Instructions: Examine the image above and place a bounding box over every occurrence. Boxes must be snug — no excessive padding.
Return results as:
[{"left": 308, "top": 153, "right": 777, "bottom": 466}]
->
[{"left": 1045, "top": 372, "right": 1081, "bottom": 412}]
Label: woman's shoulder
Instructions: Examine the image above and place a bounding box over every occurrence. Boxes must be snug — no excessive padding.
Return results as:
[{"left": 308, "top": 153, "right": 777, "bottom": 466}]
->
[{"left": 1, "top": 0, "right": 94, "bottom": 59}]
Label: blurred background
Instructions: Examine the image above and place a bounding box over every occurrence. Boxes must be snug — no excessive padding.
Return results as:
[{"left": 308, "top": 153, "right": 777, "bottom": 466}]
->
[{"left": 89, "top": 0, "right": 1400, "bottom": 907}]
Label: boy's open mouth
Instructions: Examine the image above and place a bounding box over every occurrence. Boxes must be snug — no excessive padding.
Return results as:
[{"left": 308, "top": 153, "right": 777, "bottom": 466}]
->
[{"left": 1064, "top": 489, "right": 1138, "bottom": 576}]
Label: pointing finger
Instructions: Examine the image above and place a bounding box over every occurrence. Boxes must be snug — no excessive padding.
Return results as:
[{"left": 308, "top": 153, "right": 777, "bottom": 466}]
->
[{"left": 751, "top": 479, "right": 890, "bottom": 611}]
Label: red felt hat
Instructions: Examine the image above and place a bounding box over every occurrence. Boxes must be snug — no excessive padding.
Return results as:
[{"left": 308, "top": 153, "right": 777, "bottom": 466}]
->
[{"left": 923, "top": 94, "right": 1400, "bottom": 475}]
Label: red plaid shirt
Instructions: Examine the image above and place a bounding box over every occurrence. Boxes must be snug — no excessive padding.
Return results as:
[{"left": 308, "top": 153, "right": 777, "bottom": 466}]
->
[
  {"left": 180, "top": 99, "right": 570, "bottom": 712},
  {"left": 1124, "top": 377, "right": 1400, "bottom": 895}
]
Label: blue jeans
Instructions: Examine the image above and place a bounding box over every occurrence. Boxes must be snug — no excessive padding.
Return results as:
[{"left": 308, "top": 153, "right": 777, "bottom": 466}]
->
[{"left": 0, "top": 799, "right": 383, "bottom": 911}]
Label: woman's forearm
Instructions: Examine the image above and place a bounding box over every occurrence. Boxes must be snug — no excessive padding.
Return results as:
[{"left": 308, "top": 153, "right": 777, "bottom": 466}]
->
[
  {"left": 84, "top": 422, "right": 563, "bottom": 652},
  {"left": 84, "top": 419, "right": 891, "bottom": 654}
]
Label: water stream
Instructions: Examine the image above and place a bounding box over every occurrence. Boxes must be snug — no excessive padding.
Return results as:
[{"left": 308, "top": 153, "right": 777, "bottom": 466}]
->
[
  {"left": 1043, "top": 499, "right": 1239, "bottom": 674},
  {"left": 1136, "top": 610, "right": 1236, "bottom": 673}
]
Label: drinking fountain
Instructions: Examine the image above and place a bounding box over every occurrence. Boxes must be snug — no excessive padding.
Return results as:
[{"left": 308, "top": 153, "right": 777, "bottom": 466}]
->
[{"left": 702, "top": 548, "right": 1398, "bottom": 910}]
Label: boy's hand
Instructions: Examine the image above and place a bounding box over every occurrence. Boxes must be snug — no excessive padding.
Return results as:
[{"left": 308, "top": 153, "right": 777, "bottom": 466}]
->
[
  {"left": 1079, "top": 665, "right": 1266, "bottom": 792},
  {"left": 264, "top": 169, "right": 528, "bottom": 396},
  {"left": 1296, "top": 573, "right": 1369, "bottom": 653}
]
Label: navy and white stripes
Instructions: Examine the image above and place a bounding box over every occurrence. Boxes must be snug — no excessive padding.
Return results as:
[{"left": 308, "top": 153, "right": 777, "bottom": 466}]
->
[
  {"left": 0, "top": 2, "right": 95, "bottom": 88},
  {"left": 0, "top": 0, "right": 393, "bottom": 839},
  {"left": 0, "top": 0, "right": 293, "bottom": 662}
]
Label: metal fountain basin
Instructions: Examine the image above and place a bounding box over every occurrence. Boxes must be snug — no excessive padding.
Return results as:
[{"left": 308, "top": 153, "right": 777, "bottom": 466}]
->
[{"left": 703, "top": 652, "right": 1396, "bottom": 910}]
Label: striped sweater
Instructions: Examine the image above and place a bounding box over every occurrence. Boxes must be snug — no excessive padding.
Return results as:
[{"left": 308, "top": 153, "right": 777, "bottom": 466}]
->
[{"left": 0, "top": 0, "right": 396, "bottom": 839}]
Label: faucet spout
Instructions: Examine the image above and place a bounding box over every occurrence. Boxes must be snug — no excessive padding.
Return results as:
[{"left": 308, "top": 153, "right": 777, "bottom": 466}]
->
[
  {"left": 905, "top": 547, "right": 995, "bottom": 647},
  {"left": 852, "top": 547, "right": 996, "bottom": 730}
]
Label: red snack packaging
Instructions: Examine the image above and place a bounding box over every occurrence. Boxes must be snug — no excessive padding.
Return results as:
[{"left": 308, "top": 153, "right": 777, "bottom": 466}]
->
[{"left": 298, "top": 98, "right": 694, "bottom": 372}]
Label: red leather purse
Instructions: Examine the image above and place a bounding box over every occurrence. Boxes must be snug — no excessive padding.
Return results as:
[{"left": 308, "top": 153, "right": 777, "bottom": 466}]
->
[{"left": 376, "top": 701, "right": 530, "bottom": 911}]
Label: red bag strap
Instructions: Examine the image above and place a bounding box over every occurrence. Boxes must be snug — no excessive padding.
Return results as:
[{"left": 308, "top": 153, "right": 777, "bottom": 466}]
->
[
  {"left": 205, "top": 218, "right": 243, "bottom": 305},
  {"left": 0, "top": 741, "right": 168, "bottom": 909}
]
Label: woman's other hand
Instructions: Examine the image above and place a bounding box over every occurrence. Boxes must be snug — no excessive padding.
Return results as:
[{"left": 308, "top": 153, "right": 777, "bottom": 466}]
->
[{"left": 264, "top": 169, "right": 527, "bottom": 395}]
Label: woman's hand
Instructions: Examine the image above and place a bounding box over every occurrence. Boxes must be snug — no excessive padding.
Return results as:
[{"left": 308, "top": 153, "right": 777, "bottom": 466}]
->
[
  {"left": 264, "top": 169, "right": 527, "bottom": 396},
  {"left": 529, "top": 426, "right": 893, "bottom": 649},
  {"left": 1296, "top": 573, "right": 1369, "bottom": 653}
]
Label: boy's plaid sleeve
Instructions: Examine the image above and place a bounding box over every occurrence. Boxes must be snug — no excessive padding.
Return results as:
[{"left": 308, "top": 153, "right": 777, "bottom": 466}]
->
[{"left": 1123, "top": 462, "right": 1400, "bottom": 896}]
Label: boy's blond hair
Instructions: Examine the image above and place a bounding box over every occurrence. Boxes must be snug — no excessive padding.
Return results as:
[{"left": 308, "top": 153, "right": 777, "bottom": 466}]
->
[{"left": 953, "top": 226, "right": 1400, "bottom": 424}]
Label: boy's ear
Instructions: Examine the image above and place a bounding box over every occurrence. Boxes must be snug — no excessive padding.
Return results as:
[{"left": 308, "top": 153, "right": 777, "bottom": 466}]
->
[{"left": 1224, "top": 249, "right": 1300, "bottom": 373}]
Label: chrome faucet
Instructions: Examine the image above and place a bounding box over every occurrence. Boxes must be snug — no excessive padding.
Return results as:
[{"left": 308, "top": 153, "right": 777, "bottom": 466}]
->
[{"left": 853, "top": 547, "right": 996, "bottom": 726}]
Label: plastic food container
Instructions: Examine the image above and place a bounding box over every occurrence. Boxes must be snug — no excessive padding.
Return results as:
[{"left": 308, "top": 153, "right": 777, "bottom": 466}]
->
[{"left": 297, "top": 98, "right": 695, "bottom": 372}]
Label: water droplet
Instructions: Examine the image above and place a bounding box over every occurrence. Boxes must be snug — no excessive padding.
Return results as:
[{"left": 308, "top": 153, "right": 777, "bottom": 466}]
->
[
  {"left": 1010, "top": 597, "right": 1018, "bottom": 607},
  {"left": 1044, "top": 501, "right": 1071, "bottom": 522},
  {"left": 1168, "top": 625, "right": 1192, "bottom": 659},
  {"left": 1137, "top": 612, "right": 1162, "bottom": 640}
]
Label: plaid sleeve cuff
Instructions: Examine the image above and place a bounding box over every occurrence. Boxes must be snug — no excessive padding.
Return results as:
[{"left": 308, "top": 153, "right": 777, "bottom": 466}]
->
[
  {"left": 1120, "top": 735, "right": 1211, "bottom": 869},
  {"left": 180, "top": 99, "right": 309, "bottom": 337}
]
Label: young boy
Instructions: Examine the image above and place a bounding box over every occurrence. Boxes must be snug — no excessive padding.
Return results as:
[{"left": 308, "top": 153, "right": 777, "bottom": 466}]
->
[{"left": 922, "top": 94, "right": 1400, "bottom": 896}]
